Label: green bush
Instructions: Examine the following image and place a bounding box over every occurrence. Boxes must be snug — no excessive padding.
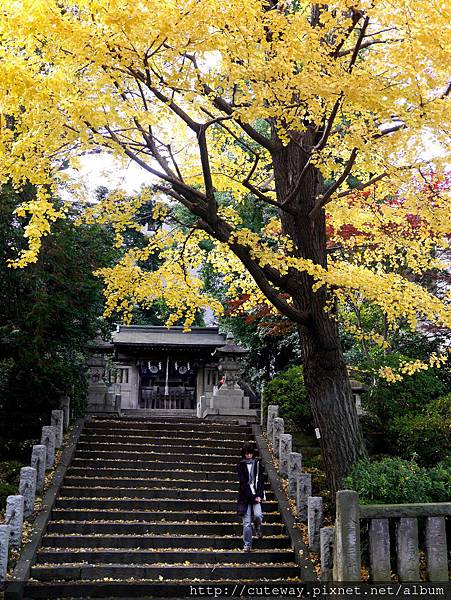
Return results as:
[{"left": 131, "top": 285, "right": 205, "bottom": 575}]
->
[
  {"left": 362, "top": 353, "right": 446, "bottom": 431},
  {"left": 343, "top": 456, "right": 450, "bottom": 504},
  {"left": 263, "top": 365, "right": 312, "bottom": 431},
  {"left": 389, "top": 394, "right": 451, "bottom": 466},
  {"left": 0, "top": 460, "right": 22, "bottom": 506}
]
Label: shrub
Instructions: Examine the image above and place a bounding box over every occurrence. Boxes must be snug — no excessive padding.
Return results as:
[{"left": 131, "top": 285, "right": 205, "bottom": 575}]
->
[
  {"left": 0, "top": 481, "right": 17, "bottom": 506},
  {"left": 343, "top": 456, "right": 451, "bottom": 504},
  {"left": 389, "top": 394, "right": 451, "bottom": 466},
  {"left": 362, "top": 354, "right": 446, "bottom": 431},
  {"left": 263, "top": 365, "right": 312, "bottom": 431},
  {"left": 0, "top": 460, "right": 22, "bottom": 506}
]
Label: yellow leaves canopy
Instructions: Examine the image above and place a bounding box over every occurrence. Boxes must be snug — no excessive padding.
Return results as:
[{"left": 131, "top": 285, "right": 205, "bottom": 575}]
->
[{"left": 0, "top": 0, "right": 450, "bottom": 364}]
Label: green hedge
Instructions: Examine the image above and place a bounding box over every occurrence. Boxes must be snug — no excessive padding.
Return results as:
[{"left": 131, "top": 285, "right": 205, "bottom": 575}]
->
[
  {"left": 388, "top": 394, "right": 451, "bottom": 466},
  {"left": 343, "top": 456, "right": 450, "bottom": 504},
  {"left": 263, "top": 365, "right": 312, "bottom": 431}
]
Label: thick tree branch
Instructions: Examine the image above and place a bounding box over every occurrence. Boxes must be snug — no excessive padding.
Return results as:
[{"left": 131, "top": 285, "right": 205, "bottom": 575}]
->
[
  {"left": 337, "top": 172, "right": 388, "bottom": 198},
  {"left": 197, "top": 124, "right": 217, "bottom": 223},
  {"left": 310, "top": 148, "right": 358, "bottom": 219}
]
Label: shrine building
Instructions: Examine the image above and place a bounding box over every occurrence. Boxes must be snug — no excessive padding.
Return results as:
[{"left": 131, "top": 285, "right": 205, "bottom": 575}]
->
[{"left": 87, "top": 325, "right": 259, "bottom": 421}]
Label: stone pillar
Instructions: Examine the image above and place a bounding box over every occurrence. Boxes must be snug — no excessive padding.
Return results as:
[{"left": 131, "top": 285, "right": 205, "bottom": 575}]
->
[
  {"left": 51, "top": 409, "right": 64, "bottom": 448},
  {"left": 334, "top": 490, "right": 361, "bottom": 581},
  {"left": 0, "top": 525, "right": 10, "bottom": 586},
  {"left": 308, "top": 496, "right": 323, "bottom": 553},
  {"left": 31, "top": 445, "right": 47, "bottom": 492},
  {"left": 59, "top": 395, "right": 70, "bottom": 429},
  {"left": 288, "top": 452, "right": 303, "bottom": 497},
  {"left": 41, "top": 426, "right": 56, "bottom": 469},
  {"left": 396, "top": 518, "right": 419, "bottom": 582},
  {"left": 272, "top": 417, "right": 284, "bottom": 458},
  {"left": 5, "top": 495, "right": 24, "bottom": 549},
  {"left": 425, "top": 516, "right": 448, "bottom": 582},
  {"left": 19, "top": 467, "right": 37, "bottom": 519},
  {"left": 296, "top": 473, "right": 312, "bottom": 522},
  {"left": 266, "top": 405, "right": 279, "bottom": 438},
  {"left": 369, "top": 518, "right": 391, "bottom": 582},
  {"left": 320, "top": 526, "right": 335, "bottom": 582},
  {"left": 279, "top": 434, "right": 292, "bottom": 476}
]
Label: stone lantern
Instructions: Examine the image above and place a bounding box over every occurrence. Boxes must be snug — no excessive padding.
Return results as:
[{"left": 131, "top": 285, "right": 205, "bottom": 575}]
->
[
  {"left": 199, "top": 332, "right": 257, "bottom": 421},
  {"left": 214, "top": 332, "right": 248, "bottom": 390}
]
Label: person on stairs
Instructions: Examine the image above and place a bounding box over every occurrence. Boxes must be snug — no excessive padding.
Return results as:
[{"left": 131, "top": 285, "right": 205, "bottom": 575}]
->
[{"left": 236, "top": 443, "right": 266, "bottom": 552}]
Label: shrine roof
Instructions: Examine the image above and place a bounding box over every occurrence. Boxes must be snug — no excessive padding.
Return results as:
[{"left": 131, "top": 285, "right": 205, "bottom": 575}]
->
[{"left": 112, "top": 325, "right": 226, "bottom": 348}]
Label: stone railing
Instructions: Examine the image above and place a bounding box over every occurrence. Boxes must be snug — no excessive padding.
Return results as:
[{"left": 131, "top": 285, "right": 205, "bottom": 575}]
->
[
  {"left": 266, "top": 405, "right": 327, "bottom": 573},
  {"left": 266, "top": 404, "right": 450, "bottom": 583},
  {"left": 0, "top": 397, "right": 70, "bottom": 586},
  {"left": 334, "top": 490, "right": 450, "bottom": 582}
]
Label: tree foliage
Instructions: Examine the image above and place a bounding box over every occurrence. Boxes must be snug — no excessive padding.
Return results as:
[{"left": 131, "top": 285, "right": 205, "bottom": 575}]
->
[
  {"left": 1, "top": 0, "right": 450, "bottom": 491},
  {"left": 0, "top": 185, "right": 116, "bottom": 457}
]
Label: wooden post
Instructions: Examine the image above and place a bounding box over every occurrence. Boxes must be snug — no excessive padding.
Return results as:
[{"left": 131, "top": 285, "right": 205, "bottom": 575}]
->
[
  {"left": 320, "top": 526, "right": 335, "bottom": 582},
  {"left": 369, "top": 518, "right": 391, "bottom": 582},
  {"left": 396, "top": 517, "right": 420, "bottom": 581},
  {"left": 334, "top": 490, "right": 361, "bottom": 581},
  {"left": 425, "top": 516, "right": 448, "bottom": 581}
]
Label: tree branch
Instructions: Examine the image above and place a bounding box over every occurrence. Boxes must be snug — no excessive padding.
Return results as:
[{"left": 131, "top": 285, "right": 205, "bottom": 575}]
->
[
  {"left": 197, "top": 124, "right": 217, "bottom": 223},
  {"left": 310, "top": 148, "right": 358, "bottom": 219},
  {"left": 336, "top": 172, "right": 387, "bottom": 198}
]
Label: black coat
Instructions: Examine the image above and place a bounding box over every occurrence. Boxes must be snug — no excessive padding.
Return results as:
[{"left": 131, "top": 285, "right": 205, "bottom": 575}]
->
[{"left": 236, "top": 458, "right": 265, "bottom": 503}]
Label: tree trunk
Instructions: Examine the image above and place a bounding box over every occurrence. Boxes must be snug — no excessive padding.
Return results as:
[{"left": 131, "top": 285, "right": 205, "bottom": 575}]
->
[{"left": 272, "top": 131, "right": 366, "bottom": 496}]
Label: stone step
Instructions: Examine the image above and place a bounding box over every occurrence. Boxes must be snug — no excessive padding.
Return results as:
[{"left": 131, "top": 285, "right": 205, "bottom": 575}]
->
[
  {"left": 41, "top": 534, "right": 291, "bottom": 549},
  {"left": 76, "top": 442, "right": 244, "bottom": 455},
  {"left": 67, "top": 467, "right": 238, "bottom": 480},
  {"left": 120, "top": 409, "right": 198, "bottom": 417},
  {"left": 79, "top": 434, "right": 246, "bottom": 448},
  {"left": 63, "top": 477, "right": 241, "bottom": 490},
  {"left": 73, "top": 450, "right": 240, "bottom": 463},
  {"left": 83, "top": 427, "right": 251, "bottom": 440},
  {"left": 51, "top": 509, "right": 283, "bottom": 523},
  {"left": 59, "top": 487, "right": 274, "bottom": 500},
  {"left": 55, "top": 498, "right": 279, "bottom": 511},
  {"left": 71, "top": 458, "right": 238, "bottom": 471},
  {"left": 87, "top": 419, "right": 252, "bottom": 433},
  {"left": 25, "top": 578, "right": 301, "bottom": 599},
  {"left": 46, "top": 522, "right": 285, "bottom": 535},
  {"left": 30, "top": 563, "right": 299, "bottom": 582},
  {"left": 36, "top": 548, "right": 294, "bottom": 565}
]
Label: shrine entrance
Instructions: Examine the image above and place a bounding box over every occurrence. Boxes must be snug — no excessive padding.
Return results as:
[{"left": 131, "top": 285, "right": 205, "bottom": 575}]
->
[
  {"left": 107, "top": 326, "right": 226, "bottom": 412},
  {"left": 138, "top": 356, "right": 198, "bottom": 410}
]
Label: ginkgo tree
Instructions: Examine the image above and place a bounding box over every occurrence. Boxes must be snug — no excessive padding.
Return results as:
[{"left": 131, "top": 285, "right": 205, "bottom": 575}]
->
[{"left": 0, "top": 0, "right": 450, "bottom": 493}]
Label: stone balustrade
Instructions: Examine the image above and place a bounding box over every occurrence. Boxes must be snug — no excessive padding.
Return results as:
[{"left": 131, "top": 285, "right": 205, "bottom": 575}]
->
[{"left": 1, "top": 397, "right": 71, "bottom": 583}]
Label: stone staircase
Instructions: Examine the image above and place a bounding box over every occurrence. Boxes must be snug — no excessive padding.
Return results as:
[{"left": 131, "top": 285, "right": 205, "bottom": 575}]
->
[{"left": 24, "top": 415, "right": 301, "bottom": 598}]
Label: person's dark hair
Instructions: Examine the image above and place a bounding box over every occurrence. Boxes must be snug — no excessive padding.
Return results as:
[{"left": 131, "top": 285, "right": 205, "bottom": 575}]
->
[{"left": 241, "top": 443, "right": 256, "bottom": 458}]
